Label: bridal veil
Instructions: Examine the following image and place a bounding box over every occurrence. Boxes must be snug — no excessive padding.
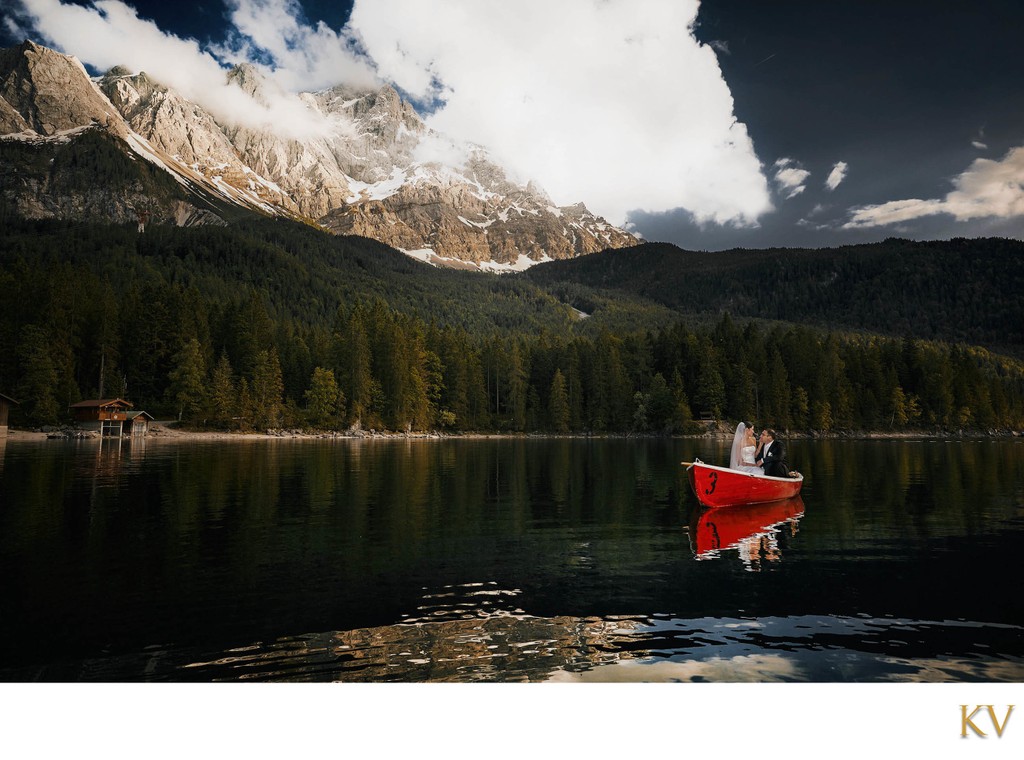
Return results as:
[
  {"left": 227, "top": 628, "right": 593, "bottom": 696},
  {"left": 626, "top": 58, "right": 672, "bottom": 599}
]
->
[{"left": 730, "top": 422, "right": 747, "bottom": 469}]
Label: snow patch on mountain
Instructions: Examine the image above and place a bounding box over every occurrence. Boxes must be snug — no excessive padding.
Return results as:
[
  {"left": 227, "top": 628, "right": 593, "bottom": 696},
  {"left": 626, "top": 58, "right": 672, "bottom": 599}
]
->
[
  {"left": 0, "top": 40, "right": 638, "bottom": 267},
  {"left": 401, "top": 246, "right": 553, "bottom": 273}
]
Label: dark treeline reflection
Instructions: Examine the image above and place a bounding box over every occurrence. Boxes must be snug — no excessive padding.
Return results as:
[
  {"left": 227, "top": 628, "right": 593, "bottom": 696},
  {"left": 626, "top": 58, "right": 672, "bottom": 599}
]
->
[
  {"left": 0, "top": 437, "right": 1022, "bottom": 681},
  {"left": 789, "top": 438, "right": 1024, "bottom": 539},
  {"left": 0, "top": 439, "right": 686, "bottom": 668}
]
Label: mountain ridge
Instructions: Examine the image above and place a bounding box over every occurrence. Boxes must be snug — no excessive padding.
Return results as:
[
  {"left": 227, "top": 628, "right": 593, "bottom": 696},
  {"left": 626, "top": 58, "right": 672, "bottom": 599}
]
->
[
  {"left": 0, "top": 39, "right": 636, "bottom": 269},
  {"left": 520, "top": 236, "right": 1024, "bottom": 354}
]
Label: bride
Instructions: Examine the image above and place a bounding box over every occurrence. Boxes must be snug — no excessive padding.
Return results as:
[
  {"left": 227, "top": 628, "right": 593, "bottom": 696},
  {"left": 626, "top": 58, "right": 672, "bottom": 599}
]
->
[{"left": 730, "top": 422, "right": 764, "bottom": 475}]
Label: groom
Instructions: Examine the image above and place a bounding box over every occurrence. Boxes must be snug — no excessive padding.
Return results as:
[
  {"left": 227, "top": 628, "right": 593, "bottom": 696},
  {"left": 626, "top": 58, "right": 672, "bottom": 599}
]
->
[{"left": 756, "top": 429, "right": 790, "bottom": 477}]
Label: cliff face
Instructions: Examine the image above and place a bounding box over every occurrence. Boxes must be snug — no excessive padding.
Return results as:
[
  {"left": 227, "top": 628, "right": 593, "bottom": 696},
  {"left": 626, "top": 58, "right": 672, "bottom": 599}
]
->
[
  {"left": 320, "top": 175, "right": 637, "bottom": 266},
  {"left": 0, "top": 41, "right": 637, "bottom": 268},
  {"left": 0, "top": 43, "right": 238, "bottom": 226},
  {"left": 0, "top": 41, "right": 124, "bottom": 135}
]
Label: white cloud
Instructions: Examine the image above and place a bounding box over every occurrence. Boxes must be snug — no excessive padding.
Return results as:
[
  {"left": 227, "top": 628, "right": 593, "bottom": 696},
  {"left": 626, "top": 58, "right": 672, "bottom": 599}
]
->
[
  {"left": 825, "top": 161, "right": 847, "bottom": 191},
  {"left": 347, "top": 0, "right": 773, "bottom": 226},
  {"left": 9, "top": 0, "right": 341, "bottom": 138},
  {"left": 773, "top": 158, "right": 810, "bottom": 199},
  {"left": 972, "top": 140, "right": 988, "bottom": 150},
  {"left": 8, "top": 0, "right": 774, "bottom": 228},
  {"left": 844, "top": 146, "right": 1024, "bottom": 228},
  {"left": 213, "top": 0, "right": 378, "bottom": 93},
  {"left": 4, "top": 13, "right": 28, "bottom": 38},
  {"left": 412, "top": 131, "right": 473, "bottom": 168}
]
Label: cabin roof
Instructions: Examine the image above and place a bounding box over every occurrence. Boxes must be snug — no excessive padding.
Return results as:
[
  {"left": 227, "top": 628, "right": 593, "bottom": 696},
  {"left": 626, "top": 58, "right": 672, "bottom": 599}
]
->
[
  {"left": 69, "top": 398, "right": 134, "bottom": 409},
  {"left": 125, "top": 410, "right": 155, "bottom": 421},
  {"left": 0, "top": 392, "right": 19, "bottom": 405}
]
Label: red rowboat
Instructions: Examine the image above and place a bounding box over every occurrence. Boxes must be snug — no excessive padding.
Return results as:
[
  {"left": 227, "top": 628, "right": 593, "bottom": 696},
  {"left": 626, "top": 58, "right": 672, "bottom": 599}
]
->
[
  {"left": 688, "top": 495, "right": 805, "bottom": 558},
  {"left": 685, "top": 459, "right": 803, "bottom": 509}
]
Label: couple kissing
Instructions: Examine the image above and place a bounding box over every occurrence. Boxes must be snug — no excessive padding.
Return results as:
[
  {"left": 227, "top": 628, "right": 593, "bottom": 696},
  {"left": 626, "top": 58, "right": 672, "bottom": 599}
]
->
[{"left": 729, "top": 422, "right": 792, "bottom": 478}]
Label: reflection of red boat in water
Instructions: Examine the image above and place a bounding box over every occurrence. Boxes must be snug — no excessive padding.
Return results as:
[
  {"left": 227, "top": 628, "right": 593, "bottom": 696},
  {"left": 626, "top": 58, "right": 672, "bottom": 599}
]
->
[
  {"left": 685, "top": 460, "right": 802, "bottom": 509},
  {"left": 688, "top": 496, "right": 805, "bottom": 562}
]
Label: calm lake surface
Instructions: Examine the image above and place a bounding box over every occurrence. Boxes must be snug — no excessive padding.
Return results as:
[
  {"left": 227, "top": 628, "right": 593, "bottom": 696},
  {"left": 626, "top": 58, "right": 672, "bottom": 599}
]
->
[{"left": 0, "top": 435, "right": 1021, "bottom": 682}]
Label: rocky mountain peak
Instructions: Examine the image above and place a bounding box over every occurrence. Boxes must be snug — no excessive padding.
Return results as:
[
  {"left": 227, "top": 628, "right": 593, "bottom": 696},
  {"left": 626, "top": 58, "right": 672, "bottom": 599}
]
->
[
  {"left": 104, "top": 65, "right": 134, "bottom": 78},
  {"left": 226, "top": 63, "right": 276, "bottom": 107},
  {"left": 0, "top": 39, "right": 125, "bottom": 136},
  {"left": 0, "top": 40, "right": 638, "bottom": 270},
  {"left": 100, "top": 69, "right": 165, "bottom": 119}
]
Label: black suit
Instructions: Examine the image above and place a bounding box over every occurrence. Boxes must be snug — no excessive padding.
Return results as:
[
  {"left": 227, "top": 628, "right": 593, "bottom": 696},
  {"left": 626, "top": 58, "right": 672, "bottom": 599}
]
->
[{"left": 759, "top": 439, "right": 789, "bottom": 477}]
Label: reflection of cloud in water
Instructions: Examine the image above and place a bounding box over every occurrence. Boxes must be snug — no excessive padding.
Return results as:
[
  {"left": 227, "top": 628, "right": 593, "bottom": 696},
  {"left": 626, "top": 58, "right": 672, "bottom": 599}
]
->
[
  {"left": 879, "top": 657, "right": 1024, "bottom": 683},
  {"left": 57, "top": 606, "right": 1023, "bottom": 682},
  {"left": 546, "top": 654, "right": 802, "bottom": 683},
  {"left": 177, "top": 612, "right": 647, "bottom": 682}
]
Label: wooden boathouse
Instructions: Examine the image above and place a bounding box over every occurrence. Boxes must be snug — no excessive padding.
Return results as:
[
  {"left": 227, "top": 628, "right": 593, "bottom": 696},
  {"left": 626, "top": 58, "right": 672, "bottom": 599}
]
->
[
  {"left": 124, "top": 410, "right": 154, "bottom": 437},
  {"left": 0, "top": 392, "right": 18, "bottom": 436},
  {"left": 69, "top": 398, "right": 134, "bottom": 437}
]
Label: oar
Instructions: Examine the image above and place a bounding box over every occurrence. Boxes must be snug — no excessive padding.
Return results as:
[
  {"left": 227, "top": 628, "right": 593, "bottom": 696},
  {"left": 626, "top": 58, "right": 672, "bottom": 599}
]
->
[{"left": 680, "top": 461, "right": 695, "bottom": 468}]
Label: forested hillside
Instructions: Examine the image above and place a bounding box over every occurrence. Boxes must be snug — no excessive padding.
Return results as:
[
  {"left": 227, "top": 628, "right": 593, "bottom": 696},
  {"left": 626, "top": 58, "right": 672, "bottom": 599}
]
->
[
  {"left": 2, "top": 213, "right": 1022, "bottom": 433},
  {"left": 521, "top": 238, "right": 1024, "bottom": 355},
  {"left": 0, "top": 127, "right": 254, "bottom": 226}
]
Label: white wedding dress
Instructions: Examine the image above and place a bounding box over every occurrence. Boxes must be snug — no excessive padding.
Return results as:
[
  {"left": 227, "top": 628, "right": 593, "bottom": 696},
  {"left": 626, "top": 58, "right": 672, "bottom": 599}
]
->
[
  {"left": 730, "top": 423, "right": 764, "bottom": 475},
  {"left": 736, "top": 444, "right": 762, "bottom": 474}
]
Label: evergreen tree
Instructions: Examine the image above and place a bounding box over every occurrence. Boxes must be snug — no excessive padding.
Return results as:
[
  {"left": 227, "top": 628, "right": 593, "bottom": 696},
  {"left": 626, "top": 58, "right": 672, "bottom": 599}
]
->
[
  {"left": 231, "top": 290, "right": 276, "bottom": 378},
  {"left": 508, "top": 341, "right": 528, "bottom": 431},
  {"left": 167, "top": 337, "right": 207, "bottom": 423},
  {"left": 250, "top": 348, "right": 284, "bottom": 429},
  {"left": 463, "top": 347, "right": 488, "bottom": 430},
  {"left": 647, "top": 372, "right": 676, "bottom": 433},
  {"left": 763, "top": 348, "right": 792, "bottom": 429},
  {"left": 829, "top": 340, "right": 855, "bottom": 427},
  {"left": 791, "top": 386, "right": 810, "bottom": 429},
  {"left": 345, "top": 308, "right": 375, "bottom": 428},
  {"left": 208, "top": 352, "right": 237, "bottom": 429},
  {"left": 237, "top": 377, "right": 254, "bottom": 431},
  {"left": 437, "top": 332, "right": 471, "bottom": 428},
  {"left": 423, "top": 348, "right": 445, "bottom": 428},
  {"left": 812, "top": 400, "right": 833, "bottom": 431},
  {"left": 305, "top": 366, "right": 345, "bottom": 428},
  {"left": 593, "top": 331, "right": 631, "bottom": 429},
  {"left": 279, "top": 325, "right": 313, "bottom": 403},
  {"left": 17, "top": 325, "right": 60, "bottom": 426},
  {"left": 567, "top": 343, "right": 585, "bottom": 431},
  {"left": 889, "top": 384, "right": 909, "bottom": 427},
  {"left": 549, "top": 368, "right": 570, "bottom": 433},
  {"left": 397, "top": 322, "right": 432, "bottom": 431},
  {"left": 671, "top": 369, "right": 695, "bottom": 433},
  {"left": 118, "top": 282, "right": 179, "bottom": 408},
  {"left": 694, "top": 345, "right": 726, "bottom": 419}
]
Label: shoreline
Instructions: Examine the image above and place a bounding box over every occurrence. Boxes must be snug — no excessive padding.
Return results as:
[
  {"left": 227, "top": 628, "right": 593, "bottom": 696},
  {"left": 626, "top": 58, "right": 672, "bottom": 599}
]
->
[{"left": 4, "top": 424, "right": 1021, "bottom": 444}]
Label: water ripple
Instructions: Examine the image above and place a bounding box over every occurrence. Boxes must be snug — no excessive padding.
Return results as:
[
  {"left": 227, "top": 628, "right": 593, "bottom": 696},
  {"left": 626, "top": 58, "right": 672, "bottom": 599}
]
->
[{"left": 9, "top": 612, "right": 1012, "bottom": 683}]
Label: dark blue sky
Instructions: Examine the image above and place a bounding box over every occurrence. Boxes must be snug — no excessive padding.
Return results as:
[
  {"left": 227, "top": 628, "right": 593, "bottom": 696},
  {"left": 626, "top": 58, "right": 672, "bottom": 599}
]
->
[
  {"left": 4, "top": 0, "right": 1023, "bottom": 250},
  {"left": 67, "top": 0, "right": 357, "bottom": 46},
  {"left": 677, "top": 0, "right": 1024, "bottom": 249}
]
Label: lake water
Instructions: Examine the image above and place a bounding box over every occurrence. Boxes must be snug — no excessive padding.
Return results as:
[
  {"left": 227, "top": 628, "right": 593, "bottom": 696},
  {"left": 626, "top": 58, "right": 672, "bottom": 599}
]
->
[{"left": 0, "top": 435, "right": 1021, "bottom": 683}]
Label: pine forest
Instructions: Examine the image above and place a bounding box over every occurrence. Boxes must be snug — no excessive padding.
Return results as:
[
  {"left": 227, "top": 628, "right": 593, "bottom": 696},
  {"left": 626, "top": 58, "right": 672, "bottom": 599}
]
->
[{"left": 2, "top": 211, "right": 1023, "bottom": 434}]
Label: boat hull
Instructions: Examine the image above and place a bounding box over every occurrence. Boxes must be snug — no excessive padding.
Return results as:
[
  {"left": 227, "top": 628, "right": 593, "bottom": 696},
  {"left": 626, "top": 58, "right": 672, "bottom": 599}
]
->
[{"left": 687, "top": 461, "right": 802, "bottom": 509}]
